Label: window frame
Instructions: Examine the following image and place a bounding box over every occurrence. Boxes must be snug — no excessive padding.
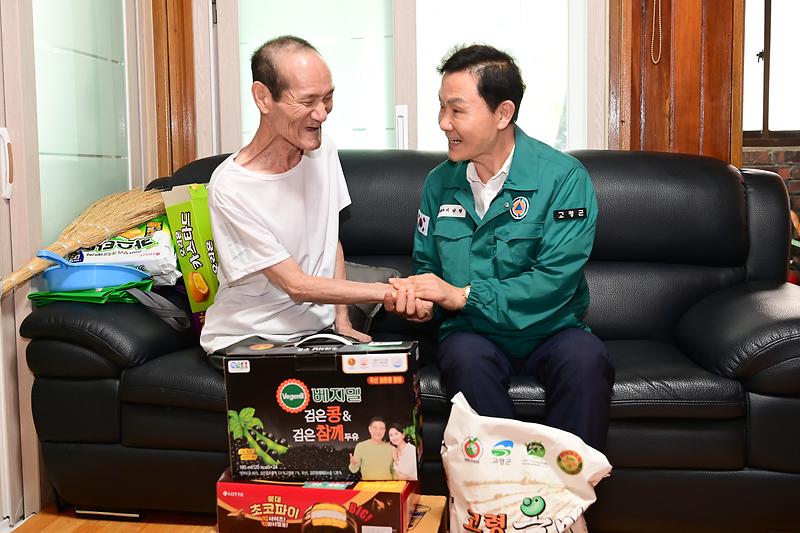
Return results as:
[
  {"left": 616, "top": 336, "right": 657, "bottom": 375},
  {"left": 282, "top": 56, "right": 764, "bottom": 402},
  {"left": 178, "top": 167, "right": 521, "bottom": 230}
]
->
[{"left": 743, "top": 0, "right": 800, "bottom": 147}]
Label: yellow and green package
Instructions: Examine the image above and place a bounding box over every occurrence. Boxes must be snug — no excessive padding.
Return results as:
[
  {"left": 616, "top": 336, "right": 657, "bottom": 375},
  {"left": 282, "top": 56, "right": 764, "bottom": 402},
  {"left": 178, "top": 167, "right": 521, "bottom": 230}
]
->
[
  {"left": 66, "top": 216, "right": 180, "bottom": 286},
  {"left": 162, "top": 183, "right": 220, "bottom": 333}
]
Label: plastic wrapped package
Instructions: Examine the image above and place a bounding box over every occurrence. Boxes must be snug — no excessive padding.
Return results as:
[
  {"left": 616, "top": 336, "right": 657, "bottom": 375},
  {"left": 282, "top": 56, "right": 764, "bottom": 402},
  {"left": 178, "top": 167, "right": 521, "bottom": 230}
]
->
[{"left": 67, "top": 217, "right": 181, "bottom": 286}]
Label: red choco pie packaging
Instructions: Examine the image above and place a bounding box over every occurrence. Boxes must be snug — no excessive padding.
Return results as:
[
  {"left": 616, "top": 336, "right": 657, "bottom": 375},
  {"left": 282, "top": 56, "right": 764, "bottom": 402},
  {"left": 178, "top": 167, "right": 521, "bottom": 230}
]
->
[
  {"left": 223, "top": 340, "right": 422, "bottom": 482},
  {"left": 216, "top": 469, "right": 418, "bottom": 533}
]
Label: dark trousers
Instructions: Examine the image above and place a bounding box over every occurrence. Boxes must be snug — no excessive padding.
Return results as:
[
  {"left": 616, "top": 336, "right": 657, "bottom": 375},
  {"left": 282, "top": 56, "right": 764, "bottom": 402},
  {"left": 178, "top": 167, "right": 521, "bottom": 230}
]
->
[{"left": 437, "top": 328, "right": 614, "bottom": 450}]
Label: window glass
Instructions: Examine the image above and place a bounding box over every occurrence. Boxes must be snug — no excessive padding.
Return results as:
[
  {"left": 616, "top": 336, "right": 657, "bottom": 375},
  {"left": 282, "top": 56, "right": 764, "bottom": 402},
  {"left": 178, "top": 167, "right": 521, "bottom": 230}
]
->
[
  {"left": 768, "top": 0, "right": 800, "bottom": 131},
  {"left": 236, "top": 1, "right": 586, "bottom": 151},
  {"left": 32, "top": 0, "right": 129, "bottom": 245},
  {"left": 238, "top": 0, "right": 395, "bottom": 149},
  {"left": 416, "top": 1, "right": 574, "bottom": 151}
]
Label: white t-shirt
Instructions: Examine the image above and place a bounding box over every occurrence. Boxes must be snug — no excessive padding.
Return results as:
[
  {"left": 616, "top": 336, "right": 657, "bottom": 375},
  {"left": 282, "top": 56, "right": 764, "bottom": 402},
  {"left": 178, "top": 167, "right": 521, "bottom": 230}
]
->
[{"left": 199, "top": 134, "right": 351, "bottom": 353}]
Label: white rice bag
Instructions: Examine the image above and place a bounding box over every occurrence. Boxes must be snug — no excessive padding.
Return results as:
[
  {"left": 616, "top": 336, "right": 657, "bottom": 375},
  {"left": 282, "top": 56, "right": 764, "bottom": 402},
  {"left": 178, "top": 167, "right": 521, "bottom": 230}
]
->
[{"left": 442, "top": 393, "right": 611, "bottom": 533}]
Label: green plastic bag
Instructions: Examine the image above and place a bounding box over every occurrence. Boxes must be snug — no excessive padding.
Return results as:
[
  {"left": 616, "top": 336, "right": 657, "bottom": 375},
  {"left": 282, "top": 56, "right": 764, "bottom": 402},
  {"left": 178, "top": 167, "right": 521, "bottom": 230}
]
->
[{"left": 28, "top": 279, "right": 154, "bottom": 307}]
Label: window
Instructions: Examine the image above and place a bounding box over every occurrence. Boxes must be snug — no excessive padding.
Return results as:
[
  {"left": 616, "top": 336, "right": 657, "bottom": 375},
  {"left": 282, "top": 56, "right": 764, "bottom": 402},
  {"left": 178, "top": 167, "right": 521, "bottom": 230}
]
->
[
  {"left": 414, "top": 1, "right": 584, "bottom": 151},
  {"left": 743, "top": 0, "right": 800, "bottom": 146},
  {"left": 237, "top": 0, "right": 395, "bottom": 150},
  {"left": 31, "top": 0, "right": 148, "bottom": 244},
  {"left": 218, "top": 0, "right": 605, "bottom": 152}
]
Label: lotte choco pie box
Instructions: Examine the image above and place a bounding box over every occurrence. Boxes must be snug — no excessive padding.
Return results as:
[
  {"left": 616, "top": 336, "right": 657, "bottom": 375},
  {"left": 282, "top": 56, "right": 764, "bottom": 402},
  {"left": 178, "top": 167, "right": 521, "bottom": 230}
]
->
[
  {"left": 223, "top": 340, "right": 422, "bottom": 482},
  {"left": 216, "top": 468, "right": 420, "bottom": 533}
]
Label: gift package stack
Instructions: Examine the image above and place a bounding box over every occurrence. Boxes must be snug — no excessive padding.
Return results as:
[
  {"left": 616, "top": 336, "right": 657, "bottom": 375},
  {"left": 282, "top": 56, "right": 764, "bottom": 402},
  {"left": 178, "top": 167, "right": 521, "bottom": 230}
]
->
[{"left": 217, "top": 338, "right": 428, "bottom": 533}]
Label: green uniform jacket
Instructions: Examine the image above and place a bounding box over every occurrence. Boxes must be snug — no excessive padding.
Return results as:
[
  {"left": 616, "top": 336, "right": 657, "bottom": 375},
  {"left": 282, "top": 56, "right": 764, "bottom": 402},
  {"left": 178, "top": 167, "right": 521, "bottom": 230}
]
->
[{"left": 413, "top": 127, "right": 597, "bottom": 358}]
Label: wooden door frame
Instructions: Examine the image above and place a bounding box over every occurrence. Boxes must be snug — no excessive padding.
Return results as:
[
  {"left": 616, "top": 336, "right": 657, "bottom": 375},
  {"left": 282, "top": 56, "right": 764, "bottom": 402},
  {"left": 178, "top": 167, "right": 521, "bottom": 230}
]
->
[
  {"left": 607, "top": 0, "right": 744, "bottom": 165},
  {"left": 608, "top": 0, "right": 632, "bottom": 151},
  {"left": 153, "top": 0, "right": 197, "bottom": 176}
]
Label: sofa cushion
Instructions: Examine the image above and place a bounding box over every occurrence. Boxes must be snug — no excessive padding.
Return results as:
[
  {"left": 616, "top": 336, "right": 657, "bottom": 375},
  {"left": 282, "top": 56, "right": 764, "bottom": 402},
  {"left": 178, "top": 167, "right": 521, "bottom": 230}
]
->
[
  {"left": 746, "top": 393, "right": 800, "bottom": 472},
  {"left": 121, "top": 404, "right": 227, "bottom": 451},
  {"left": 606, "top": 340, "right": 744, "bottom": 418},
  {"left": 32, "top": 378, "right": 120, "bottom": 443},
  {"left": 344, "top": 261, "right": 399, "bottom": 332},
  {"left": 120, "top": 348, "right": 225, "bottom": 412},
  {"left": 420, "top": 340, "right": 744, "bottom": 420},
  {"left": 27, "top": 339, "right": 121, "bottom": 378},
  {"left": 585, "top": 262, "right": 744, "bottom": 342}
]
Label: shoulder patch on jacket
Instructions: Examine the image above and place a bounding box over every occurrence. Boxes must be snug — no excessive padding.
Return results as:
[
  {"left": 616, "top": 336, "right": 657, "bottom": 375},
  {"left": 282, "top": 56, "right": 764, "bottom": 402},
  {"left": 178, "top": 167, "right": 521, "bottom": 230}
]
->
[{"left": 417, "top": 210, "right": 430, "bottom": 236}]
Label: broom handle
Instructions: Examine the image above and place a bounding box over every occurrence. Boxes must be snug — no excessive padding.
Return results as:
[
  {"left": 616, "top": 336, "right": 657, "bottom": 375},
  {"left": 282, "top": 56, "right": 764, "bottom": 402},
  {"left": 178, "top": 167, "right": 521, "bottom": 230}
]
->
[
  {"left": 1, "top": 257, "right": 53, "bottom": 296},
  {"left": 0, "top": 238, "right": 84, "bottom": 296}
]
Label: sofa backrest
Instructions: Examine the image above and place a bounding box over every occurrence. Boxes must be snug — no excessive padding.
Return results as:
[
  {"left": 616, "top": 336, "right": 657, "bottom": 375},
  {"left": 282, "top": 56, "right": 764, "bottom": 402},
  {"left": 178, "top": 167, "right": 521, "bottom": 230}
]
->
[
  {"left": 340, "top": 149, "right": 790, "bottom": 342},
  {"left": 158, "top": 149, "right": 790, "bottom": 342},
  {"left": 574, "top": 151, "right": 788, "bottom": 341}
]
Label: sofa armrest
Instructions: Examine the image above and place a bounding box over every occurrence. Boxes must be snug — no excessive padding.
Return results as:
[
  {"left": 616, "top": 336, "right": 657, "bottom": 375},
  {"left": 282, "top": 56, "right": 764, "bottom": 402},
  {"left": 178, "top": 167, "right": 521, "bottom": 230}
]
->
[
  {"left": 20, "top": 301, "right": 197, "bottom": 374},
  {"left": 675, "top": 281, "right": 800, "bottom": 395}
]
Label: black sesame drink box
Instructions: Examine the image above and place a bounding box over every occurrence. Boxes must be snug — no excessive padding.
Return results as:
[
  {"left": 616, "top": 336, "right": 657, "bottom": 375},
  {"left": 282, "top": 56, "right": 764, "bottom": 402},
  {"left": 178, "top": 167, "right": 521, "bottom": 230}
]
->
[{"left": 223, "top": 340, "right": 422, "bottom": 482}]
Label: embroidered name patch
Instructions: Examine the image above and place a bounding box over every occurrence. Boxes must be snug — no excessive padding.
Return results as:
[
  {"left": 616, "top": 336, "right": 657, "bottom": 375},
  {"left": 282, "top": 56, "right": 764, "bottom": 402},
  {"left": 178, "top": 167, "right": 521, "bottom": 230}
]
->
[
  {"left": 417, "top": 210, "right": 430, "bottom": 236},
  {"left": 438, "top": 204, "right": 466, "bottom": 218},
  {"left": 553, "top": 208, "right": 587, "bottom": 221}
]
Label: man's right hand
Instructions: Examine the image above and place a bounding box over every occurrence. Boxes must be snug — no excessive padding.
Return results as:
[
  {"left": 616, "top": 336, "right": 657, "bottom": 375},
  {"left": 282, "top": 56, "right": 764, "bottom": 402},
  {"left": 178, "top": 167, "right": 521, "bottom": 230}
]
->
[
  {"left": 349, "top": 453, "right": 360, "bottom": 467},
  {"left": 383, "top": 286, "right": 434, "bottom": 322}
]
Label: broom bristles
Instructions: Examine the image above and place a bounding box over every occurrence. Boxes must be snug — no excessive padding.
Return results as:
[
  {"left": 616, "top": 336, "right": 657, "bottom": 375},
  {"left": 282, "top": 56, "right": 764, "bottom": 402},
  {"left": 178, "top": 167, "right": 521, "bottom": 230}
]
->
[{"left": 1, "top": 188, "right": 165, "bottom": 296}]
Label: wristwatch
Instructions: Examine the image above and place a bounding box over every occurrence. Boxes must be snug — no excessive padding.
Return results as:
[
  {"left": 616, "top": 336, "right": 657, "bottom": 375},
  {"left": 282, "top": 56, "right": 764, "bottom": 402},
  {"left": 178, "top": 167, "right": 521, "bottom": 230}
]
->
[{"left": 463, "top": 285, "right": 471, "bottom": 304}]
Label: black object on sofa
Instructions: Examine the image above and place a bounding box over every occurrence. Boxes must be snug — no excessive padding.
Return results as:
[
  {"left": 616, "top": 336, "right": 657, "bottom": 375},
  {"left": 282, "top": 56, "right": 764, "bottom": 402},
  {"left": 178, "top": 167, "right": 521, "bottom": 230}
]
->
[{"left": 22, "top": 150, "right": 800, "bottom": 532}]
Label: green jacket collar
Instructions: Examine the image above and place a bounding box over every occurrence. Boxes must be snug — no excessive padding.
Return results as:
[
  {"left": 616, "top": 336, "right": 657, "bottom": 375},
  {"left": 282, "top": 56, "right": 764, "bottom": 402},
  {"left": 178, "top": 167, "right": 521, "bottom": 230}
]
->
[
  {"left": 504, "top": 126, "right": 540, "bottom": 192},
  {"left": 439, "top": 126, "right": 540, "bottom": 192}
]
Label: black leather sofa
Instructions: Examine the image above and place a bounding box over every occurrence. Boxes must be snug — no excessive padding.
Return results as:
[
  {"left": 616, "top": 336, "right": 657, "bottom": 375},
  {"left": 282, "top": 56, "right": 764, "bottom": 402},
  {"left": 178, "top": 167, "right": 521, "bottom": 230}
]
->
[{"left": 21, "top": 149, "right": 800, "bottom": 532}]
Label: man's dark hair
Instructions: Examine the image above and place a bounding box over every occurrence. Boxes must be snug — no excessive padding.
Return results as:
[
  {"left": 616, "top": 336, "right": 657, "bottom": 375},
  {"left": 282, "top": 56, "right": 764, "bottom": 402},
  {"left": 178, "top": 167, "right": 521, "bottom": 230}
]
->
[
  {"left": 251, "top": 35, "right": 318, "bottom": 100},
  {"left": 368, "top": 416, "right": 386, "bottom": 427},
  {"left": 438, "top": 44, "right": 526, "bottom": 122}
]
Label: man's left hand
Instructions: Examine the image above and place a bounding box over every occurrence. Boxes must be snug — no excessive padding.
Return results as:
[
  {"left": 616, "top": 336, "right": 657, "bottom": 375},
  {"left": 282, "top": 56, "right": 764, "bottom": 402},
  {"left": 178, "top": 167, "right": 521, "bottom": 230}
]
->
[{"left": 389, "top": 274, "right": 466, "bottom": 311}]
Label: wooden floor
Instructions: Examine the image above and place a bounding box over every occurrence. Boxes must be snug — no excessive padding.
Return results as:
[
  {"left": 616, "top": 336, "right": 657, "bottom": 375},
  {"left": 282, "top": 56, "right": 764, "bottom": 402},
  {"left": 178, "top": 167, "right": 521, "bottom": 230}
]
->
[{"left": 13, "top": 505, "right": 216, "bottom": 532}]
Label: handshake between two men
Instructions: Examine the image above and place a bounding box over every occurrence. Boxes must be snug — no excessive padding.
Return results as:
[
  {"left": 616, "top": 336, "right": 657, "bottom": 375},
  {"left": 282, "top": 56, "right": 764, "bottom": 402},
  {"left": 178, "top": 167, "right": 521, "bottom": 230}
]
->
[{"left": 381, "top": 274, "right": 467, "bottom": 324}]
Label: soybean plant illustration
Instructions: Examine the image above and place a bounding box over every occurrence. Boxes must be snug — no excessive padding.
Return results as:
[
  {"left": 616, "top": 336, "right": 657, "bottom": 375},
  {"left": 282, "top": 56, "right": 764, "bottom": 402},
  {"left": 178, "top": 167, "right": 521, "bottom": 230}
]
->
[
  {"left": 403, "top": 424, "right": 417, "bottom": 445},
  {"left": 228, "top": 407, "right": 289, "bottom": 465}
]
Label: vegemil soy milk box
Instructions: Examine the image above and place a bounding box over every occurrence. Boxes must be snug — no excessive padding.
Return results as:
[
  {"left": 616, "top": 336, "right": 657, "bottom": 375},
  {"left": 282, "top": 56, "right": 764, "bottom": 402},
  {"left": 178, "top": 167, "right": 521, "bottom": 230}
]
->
[
  {"left": 162, "top": 183, "right": 219, "bottom": 332},
  {"left": 223, "top": 340, "right": 422, "bottom": 482}
]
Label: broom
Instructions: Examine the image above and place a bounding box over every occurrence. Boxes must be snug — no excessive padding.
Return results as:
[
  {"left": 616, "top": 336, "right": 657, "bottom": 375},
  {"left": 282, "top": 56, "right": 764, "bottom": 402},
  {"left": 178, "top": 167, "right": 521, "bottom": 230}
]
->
[{"left": 1, "top": 188, "right": 165, "bottom": 296}]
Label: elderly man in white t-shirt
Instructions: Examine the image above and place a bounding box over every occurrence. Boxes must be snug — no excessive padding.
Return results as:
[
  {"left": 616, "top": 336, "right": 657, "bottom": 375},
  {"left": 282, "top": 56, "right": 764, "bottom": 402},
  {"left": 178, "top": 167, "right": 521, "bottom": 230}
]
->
[{"left": 200, "top": 36, "right": 391, "bottom": 354}]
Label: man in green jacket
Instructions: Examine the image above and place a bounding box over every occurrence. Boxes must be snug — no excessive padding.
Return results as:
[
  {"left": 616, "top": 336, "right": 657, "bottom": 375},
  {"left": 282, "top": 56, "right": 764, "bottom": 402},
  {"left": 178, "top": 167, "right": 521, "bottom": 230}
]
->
[{"left": 386, "top": 44, "right": 614, "bottom": 450}]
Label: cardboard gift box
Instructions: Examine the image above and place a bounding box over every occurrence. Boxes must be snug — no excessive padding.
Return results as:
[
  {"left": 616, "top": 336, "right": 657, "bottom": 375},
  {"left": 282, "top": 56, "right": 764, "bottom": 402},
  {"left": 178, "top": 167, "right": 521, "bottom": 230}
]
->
[
  {"left": 162, "top": 183, "right": 219, "bottom": 332},
  {"left": 216, "top": 468, "right": 419, "bottom": 533},
  {"left": 224, "top": 340, "right": 422, "bottom": 482}
]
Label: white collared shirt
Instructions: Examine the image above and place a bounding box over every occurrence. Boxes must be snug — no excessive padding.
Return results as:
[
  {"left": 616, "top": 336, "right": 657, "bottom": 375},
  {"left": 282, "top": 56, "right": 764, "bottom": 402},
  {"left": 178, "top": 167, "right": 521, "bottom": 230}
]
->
[{"left": 466, "top": 145, "right": 515, "bottom": 219}]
